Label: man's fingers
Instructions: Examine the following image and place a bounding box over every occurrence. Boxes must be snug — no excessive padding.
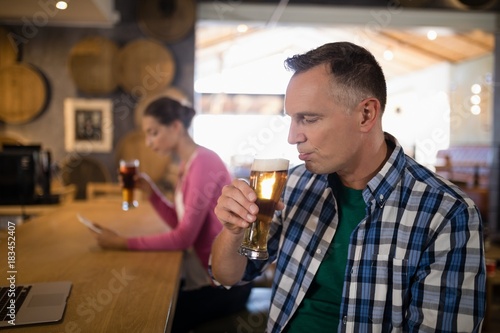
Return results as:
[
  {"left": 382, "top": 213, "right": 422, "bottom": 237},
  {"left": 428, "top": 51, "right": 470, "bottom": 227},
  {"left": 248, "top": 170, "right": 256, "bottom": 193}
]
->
[
  {"left": 215, "top": 180, "right": 259, "bottom": 231},
  {"left": 215, "top": 195, "right": 254, "bottom": 228},
  {"left": 232, "top": 178, "right": 257, "bottom": 203},
  {"left": 228, "top": 179, "right": 259, "bottom": 216}
]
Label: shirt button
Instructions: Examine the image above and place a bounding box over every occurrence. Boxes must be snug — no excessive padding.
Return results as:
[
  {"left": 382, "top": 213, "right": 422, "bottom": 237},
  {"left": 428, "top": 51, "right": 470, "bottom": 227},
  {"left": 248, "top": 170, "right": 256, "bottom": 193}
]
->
[
  {"left": 379, "top": 194, "right": 384, "bottom": 200},
  {"left": 343, "top": 316, "right": 347, "bottom": 324},
  {"left": 316, "top": 249, "right": 321, "bottom": 254}
]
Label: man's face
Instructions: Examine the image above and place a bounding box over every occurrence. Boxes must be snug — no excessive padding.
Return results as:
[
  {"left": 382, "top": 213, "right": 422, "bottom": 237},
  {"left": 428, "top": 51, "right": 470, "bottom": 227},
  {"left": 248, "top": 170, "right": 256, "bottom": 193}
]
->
[{"left": 284, "top": 64, "right": 364, "bottom": 175}]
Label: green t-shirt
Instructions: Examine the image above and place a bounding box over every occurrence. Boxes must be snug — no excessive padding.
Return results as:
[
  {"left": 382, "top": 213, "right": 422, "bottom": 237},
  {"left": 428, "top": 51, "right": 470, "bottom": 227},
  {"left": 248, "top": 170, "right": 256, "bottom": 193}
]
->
[{"left": 285, "top": 177, "right": 365, "bottom": 332}]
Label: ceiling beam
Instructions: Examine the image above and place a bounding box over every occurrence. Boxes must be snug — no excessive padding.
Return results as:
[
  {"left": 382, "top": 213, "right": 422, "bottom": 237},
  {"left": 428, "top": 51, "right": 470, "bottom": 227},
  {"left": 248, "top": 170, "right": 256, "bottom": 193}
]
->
[
  {"left": 0, "top": 0, "right": 120, "bottom": 27},
  {"left": 197, "top": 3, "right": 500, "bottom": 32}
]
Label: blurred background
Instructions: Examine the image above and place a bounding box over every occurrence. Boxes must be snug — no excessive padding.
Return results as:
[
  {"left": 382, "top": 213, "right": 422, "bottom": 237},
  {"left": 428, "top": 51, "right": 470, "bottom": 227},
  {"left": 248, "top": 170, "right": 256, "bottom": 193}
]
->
[{"left": 0, "top": 1, "right": 499, "bottom": 329}]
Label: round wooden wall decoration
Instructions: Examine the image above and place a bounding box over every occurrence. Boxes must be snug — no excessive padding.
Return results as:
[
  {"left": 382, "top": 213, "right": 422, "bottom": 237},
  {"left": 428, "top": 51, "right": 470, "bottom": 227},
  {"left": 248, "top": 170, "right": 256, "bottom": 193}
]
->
[
  {"left": 68, "top": 35, "right": 119, "bottom": 95},
  {"left": 134, "top": 87, "right": 190, "bottom": 128},
  {"left": 116, "top": 38, "right": 176, "bottom": 97},
  {"left": 138, "top": 0, "right": 195, "bottom": 43},
  {"left": 0, "top": 26, "right": 19, "bottom": 70},
  {"left": 0, "top": 63, "right": 48, "bottom": 124}
]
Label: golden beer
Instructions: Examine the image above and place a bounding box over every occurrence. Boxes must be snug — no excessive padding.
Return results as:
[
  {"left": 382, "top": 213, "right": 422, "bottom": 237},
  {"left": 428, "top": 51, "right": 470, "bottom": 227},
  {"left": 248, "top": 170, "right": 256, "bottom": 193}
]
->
[
  {"left": 239, "top": 158, "right": 289, "bottom": 260},
  {"left": 119, "top": 159, "right": 139, "bottom": 211}
]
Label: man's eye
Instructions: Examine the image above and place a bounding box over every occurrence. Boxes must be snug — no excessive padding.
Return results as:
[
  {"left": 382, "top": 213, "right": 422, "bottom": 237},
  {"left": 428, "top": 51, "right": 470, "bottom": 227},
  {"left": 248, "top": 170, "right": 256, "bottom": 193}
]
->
[{"left": 303, "top": 117, "right": 318, "bottom": 124}]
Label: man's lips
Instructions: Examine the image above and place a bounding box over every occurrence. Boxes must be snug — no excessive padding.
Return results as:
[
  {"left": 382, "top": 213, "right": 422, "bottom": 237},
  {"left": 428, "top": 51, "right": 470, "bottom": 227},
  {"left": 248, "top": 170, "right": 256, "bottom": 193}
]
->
[{"left": 298, "top": 152, "right": 311, "bottom": 161}]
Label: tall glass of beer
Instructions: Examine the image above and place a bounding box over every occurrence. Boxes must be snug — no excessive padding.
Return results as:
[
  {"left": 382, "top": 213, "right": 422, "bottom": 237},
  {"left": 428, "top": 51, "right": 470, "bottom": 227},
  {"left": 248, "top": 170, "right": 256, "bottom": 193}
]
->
[
  {"left": 119, "top": 159, "right": 139, "bottom": 211},
  {"left": 238, "top": 158, "right": 289, "bottom": 260}
]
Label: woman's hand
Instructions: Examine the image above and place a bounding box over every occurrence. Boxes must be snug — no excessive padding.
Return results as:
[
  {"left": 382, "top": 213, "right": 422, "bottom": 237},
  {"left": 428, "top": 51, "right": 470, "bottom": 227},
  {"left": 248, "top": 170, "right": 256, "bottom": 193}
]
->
[
  {"left": 134, "top": 172, "right": 154, "bottom": 198},
  {"left": 118, "top": 171, "right": 154, "bottom": 198},
  {"left": 90, "top": 225, "right": 128, "bottom": 250}
]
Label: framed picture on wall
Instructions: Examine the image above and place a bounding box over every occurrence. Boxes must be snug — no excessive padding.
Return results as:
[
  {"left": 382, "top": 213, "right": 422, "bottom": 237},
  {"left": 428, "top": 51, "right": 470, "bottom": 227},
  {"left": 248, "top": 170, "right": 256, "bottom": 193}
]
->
[{"left": 64, "top": 98, "right": 113, "bottom": 153}]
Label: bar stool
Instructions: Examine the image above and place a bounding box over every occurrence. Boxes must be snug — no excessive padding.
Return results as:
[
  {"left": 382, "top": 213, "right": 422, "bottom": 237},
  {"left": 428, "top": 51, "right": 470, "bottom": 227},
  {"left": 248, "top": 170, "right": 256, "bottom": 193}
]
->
[
  {"left": 59, "top": 156, "right": 111, "bottom": 200},
  {"left": 86, "top": 182, "right": 122, "bottom": 200}
]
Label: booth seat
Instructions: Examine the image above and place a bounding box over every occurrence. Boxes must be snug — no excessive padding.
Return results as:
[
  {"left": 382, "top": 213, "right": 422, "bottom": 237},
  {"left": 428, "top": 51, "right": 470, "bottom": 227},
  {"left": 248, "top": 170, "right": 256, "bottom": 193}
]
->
[
  {"left": 435, "top": 145, "right": 492, "bottom": 188},
  {"left": 434, "top": 145, "right": 492, "bottom": 222}
]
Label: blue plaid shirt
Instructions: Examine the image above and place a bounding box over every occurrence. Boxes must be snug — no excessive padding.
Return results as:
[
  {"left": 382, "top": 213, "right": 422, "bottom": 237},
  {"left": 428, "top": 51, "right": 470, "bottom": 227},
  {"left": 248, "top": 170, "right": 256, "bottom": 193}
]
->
[{"left": 214, "top": 134, "right": 486, "bottom": 332}]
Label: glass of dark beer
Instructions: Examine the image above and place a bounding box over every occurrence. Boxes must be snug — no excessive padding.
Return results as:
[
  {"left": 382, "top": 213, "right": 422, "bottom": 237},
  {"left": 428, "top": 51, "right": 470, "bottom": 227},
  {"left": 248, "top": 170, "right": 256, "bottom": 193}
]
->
[
  {"left": 238, "top": 158, "right": 289, "bottom": 260},
  {"left": 119, "top": 159, "right": 139, "bottom": 211}
]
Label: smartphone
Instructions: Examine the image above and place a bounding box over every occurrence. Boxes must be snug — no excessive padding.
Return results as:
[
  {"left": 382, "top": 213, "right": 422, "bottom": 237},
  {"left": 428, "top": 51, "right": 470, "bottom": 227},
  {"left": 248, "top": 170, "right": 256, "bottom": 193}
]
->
[{"left": 77, "top": 213, "right": 102, "bottom": 234}]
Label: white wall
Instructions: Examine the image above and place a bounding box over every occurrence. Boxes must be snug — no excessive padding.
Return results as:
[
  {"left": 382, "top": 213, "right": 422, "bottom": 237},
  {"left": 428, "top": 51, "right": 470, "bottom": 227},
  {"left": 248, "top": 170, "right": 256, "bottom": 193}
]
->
[
  {"left": 383, "top": 55, "right": 494, "bottom": 168},
  {"left": 384, "top": 62, "right": 452, "bottom": 167},
  {"left": 449, "top": 54, "right": 493, "bottom": 145},
  {"left": 192, "top": 114, "right": 300, "bottom": 170}
]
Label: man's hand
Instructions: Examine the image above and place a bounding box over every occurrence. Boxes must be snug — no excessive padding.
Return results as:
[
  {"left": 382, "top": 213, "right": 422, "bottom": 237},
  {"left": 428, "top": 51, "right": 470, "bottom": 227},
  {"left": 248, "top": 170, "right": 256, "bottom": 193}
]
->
[
  {"left": 214, "top": 179, "right": 259, "bottom": 234},
  {"left": 215, "top": 178, "right": 285, "bottom": 234}
]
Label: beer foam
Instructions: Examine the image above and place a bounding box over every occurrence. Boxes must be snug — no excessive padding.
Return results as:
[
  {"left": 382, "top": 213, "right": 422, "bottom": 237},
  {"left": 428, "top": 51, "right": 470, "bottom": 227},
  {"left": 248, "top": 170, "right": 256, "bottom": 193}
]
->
[{"left": 252, "top": 158, "right": 289, "bottom": 171}]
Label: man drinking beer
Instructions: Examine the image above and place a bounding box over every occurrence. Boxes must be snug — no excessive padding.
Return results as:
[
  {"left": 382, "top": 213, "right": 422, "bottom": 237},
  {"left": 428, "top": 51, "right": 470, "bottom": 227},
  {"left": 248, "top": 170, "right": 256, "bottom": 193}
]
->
[{"left": 210, "top": 42, "right": 486, "bottom": 333}]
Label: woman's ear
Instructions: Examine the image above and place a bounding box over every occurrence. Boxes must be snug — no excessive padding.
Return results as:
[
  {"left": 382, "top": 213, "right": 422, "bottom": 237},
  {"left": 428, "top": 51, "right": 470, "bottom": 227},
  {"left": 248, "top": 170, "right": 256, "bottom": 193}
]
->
[{"left": 171, "top": 119, "right": 185, "bottom": 134}]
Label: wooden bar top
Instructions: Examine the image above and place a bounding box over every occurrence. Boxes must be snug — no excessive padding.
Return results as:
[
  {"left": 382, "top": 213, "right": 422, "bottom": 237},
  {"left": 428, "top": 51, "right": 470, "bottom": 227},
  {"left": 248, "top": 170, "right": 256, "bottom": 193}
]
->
[
  {"left": 0, "top": 199, "right": 183, "bottom": 333},
  {"left": 0, "top": 204, "right": 62, "bottom": 217}
]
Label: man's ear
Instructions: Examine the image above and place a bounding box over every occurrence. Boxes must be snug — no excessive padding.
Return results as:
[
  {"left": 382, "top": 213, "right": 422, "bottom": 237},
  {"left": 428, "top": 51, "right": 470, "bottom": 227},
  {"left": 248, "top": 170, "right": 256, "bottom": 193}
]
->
[{"left": 359, "top": 99, "right": 381, "bottom": 132}]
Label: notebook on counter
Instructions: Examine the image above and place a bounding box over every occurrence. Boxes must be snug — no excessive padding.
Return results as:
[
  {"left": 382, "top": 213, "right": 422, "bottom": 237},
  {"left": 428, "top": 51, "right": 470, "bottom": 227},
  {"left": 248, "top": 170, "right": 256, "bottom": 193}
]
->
[{"left": 0, "top": 281, "right": 72, "bottom": 328}]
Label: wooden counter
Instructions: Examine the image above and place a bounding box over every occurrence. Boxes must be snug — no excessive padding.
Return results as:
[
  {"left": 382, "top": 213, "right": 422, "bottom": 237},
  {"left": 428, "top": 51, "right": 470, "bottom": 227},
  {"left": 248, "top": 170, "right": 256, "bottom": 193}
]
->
[
  {"left": 0, "top": 184, "right": 77, "bottom": 218},
  {"left": 0, "top": 199, "right": 183, "bottom": 333},
  {"left": 0, "top": 204, "right": 62, "bottom": 218}
]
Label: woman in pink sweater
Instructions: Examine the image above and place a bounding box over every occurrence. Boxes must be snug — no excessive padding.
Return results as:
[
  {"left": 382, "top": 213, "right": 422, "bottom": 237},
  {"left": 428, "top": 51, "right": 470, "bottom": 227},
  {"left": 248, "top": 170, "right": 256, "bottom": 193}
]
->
[{"left": 92, "top": 97, "right": 252, "bottom": 332}]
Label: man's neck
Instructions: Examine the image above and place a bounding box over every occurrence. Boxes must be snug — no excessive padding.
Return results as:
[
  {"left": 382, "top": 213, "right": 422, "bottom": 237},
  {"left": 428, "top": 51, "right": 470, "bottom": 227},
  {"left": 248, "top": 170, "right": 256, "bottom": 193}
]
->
[{"left": 338, "top": 134, "right": 392, "bottom": 190}]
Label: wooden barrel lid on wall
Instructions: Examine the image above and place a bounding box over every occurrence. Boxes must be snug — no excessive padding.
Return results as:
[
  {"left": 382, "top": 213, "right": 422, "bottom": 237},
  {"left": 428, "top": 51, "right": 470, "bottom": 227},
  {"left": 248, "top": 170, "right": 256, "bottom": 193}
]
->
[
  {"left": 138, "top": 0, "right": 195, "bottom": 43},
  {"left": 68, "top": 35, "right": 119, "bottom": 95},
  {"left": 0, "top": 63, "right": 48, "bottom": 124},
  {"left": 115, "top": 39, "right": 176, "bottom": 97},
  {"left": 134, "top": 86, "right": 190, "bottom": 128},
  {"left": 0, "top": 26, "right": 18, "bottom": 70}
]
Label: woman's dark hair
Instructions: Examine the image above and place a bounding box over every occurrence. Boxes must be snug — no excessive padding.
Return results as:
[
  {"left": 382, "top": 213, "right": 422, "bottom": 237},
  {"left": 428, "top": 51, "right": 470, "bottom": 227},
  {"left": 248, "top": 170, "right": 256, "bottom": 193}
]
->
[
  {"left": 144, "top": 97, "right": 196, "bottom": 129},
  {"left": 284, "top": 41, "right": 387, "bottom": 113}
]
